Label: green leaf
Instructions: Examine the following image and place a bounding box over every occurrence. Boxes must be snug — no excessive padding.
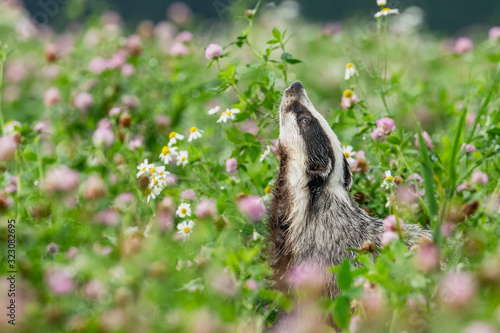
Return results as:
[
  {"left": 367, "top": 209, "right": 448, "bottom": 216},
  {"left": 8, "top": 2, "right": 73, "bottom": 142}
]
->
[
  {"left": 42, "top": 156, "right": 56, "bottom": 165},
  {"left": 23, "top": 150, "right": 38, "bottom": 161},
  {"left": 281, "top": 52, "right": 292, "bottom": 61},
  {"left": 333, "top": 295, "right": 351, "bottom": 329},
  {"left": 385, "top": 135, "right": 401, "bottom": 145},
  {"left": 225, "top": 127, "right": 244, "bottom": 144},
  {"left": 448, "top": 103, "right": 467, "bottom": 200},
  {"left": 486, "top": 127, "right": 500, "bottom": 136},
  {"left": 272, "top": 28, "right": 281, "bottom": 41},
  {"left": 337, "top": 259, "right": 353, "bottom": 291},
  {"left": 285, "top": 58, "right": 302, "bottom": 64}
]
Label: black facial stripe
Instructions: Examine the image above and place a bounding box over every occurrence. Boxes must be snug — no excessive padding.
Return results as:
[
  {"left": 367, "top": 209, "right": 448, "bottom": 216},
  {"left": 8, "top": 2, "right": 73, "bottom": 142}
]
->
[
  {"left": 343, "top": 156, "right": 352, "bottom": 190},
  {"left": 290, "top": 101, "right": 335, "bottom": 204}
]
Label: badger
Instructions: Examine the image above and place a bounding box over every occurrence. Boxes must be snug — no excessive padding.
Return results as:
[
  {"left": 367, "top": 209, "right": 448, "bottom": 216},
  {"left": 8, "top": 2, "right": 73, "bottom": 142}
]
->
[{"left": 268, "top": 81, "right": 431, "bottom": 300}]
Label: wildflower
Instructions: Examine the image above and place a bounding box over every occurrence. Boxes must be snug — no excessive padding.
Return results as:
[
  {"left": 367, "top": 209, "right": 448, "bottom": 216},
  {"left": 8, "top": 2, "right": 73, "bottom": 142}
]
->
[
  {"left": 463, "top": 322, "right": 498, "bottom": 333},
  {"left": 376, "top": 117, "right": 396, "bottom": 135},
  {"left": 414, "top": 131, "right": 433, "bottom": 149},
  {"left": 322, "top": 22, "right": 342, "bottom": 36},
  {"left": 461, "top": 143, "right": 476, "bottom": 153},
  {"left": 95, "top": 209, "right": 119, "bottom": 226},
  {"left": 205, "top": 43, "right": 223, "bottom": 59},
  {"left": 66, "top": 247, "right": 79, "bottom": 260},
  {"left": 414, "top": 240, "right": 440, "bottom": 272},
  {"left": 167, "top": 2, "right": 192, "bottom": 24},
  {"left": 83, "top": 280, "right": 106, "bottom": 300},
  {"left": 207, "top": 105, "right": 220, "bottom": 115},
  {"left": 374, "top": 8, "right": 399, "bottom": 18},
  {"left": 92, "top": 126, "right": 115, "bottom": 148},
  {"left": 170, "top": 42, "right": 188, "bottom": 56},
  {"left": 382, "top": 215, "right": 405, "bottom": 233},
  {"left": 217, "top": 108, "right": 240, "bottom": 123},
  {"left": 176, "top": 31, "right": 193, "bottom": 43},
  {"left": 122, "top": 95, "right": 139, "bottom": 109},
  {"left": 456, "top": 183, "right": 468, "bottom": 192},
  {"left": 408, "top": 173, "right": 423, "bottom": 186},
  {"left": 286, "top": 261, "right": 326, "bottom": 292},
  {"left": 0, "top": 136, "right": 17, "bottom": 161},
  {"left": 259, "top": 145, "right": 271, "bottom": 162},
  {"left": 344, "top": 63, "right": 358, "bottom": 80},
  {"left": 136, "top": 159, "right": 154, "bottom": 178},
  {"left": 128, "top": 137, "right": 142, "bottom": 150},
  {"left": 177, "top": 220, "right": 195, "bottom": 240},
  {"left": 438, "top": 271, "right": 476, "bottom": 307},
  {"left": 196, "top": 198, "right": 217, "bottom": 219},
  {"left": 45, "top": 268, "right": 76, "bottom": 294},
  {"left": 176, "top": 202, "right": 192, "bottom": 218},
  {"left": 340, "top": 89, "right": 359, "bottom": 109},
  {"left": 89, "top": 57, "right": 108, "bottom": 74},
  {"left": 188, "top": 126, "right": 203, "bottom": 142},
  {"left": 109, "top": 107, "right": 121, "bottom": 116},
  {"left": 168, "top": 131, "right": 184, "bottom": 146},
  {"left": 376, "top": 0, "right": 386, "bottom": 6},
  {"left": 382, "top": 170, "right": 394, "bottom": 189},
  {"left": 44, "top": 166, "right": 80, "bottom": 193},
  {"left": 146, "top": 186, "right": 162, "bottom": 203},
  {"left": 82, "top": 174, "right": 107, "bottom": 200},
  {"left": 159, "top": 145, "right": 178, "bottom": 164},
  {"left": 382, "top": 231, "right": 399, "bottom": 246},
  {"left": 121, "top": 64, "right": 135, "bottom": 77},
  {"left": 47, "top": 242, "right": 60, "bottom": 255},
  {"left": 73, "top": 92, "right": 94, "bottom": 111},
  {"left": 471, "top": 171, "right": 488, "bottom": 184},
  {"left": 237, "top": 195, "right": 266, "bottom": 222},
  {"left": 454, "top": 37, "right": 474, "bottom": 54},
  {"left": 126, "top": 34, "right": 142, "bottom": 55},
  {"left": 181, "top": 189, "right": 196, "bottom": 200},
  {"left": 226, "top": 158, "right": 237, "bottom": 173},
  {"left": 177, "top": 150, "right": 189, "bottom": 166},
  {"left": 342, "top": 145, "right": 357, "bottom": 165},
  {"left": 489, "top": 27, "right": 500, "bottom": 41},
  {"left": 44, "top": 88, "right": 61, "bottom": 107}
]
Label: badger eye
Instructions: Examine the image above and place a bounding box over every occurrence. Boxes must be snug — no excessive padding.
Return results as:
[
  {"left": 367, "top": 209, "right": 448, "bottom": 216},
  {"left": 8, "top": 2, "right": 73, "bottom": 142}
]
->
[{"left": 300, "top": 117, "right": 310, "bottom": 124}]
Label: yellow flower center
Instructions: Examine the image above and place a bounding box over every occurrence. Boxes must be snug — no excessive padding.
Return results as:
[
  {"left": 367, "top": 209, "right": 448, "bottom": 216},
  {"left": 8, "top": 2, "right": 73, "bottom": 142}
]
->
[
  {"left": 141, "top": 166, "right": 146, "bottom": 171},
  {"left": 386, "top": 176, "right": 394, "bottom": 181},
  {"left": 361, "top": 126, "right": 366, "bottom": 130},
  {"left": 153, "top": 178, "right": 158, "bottom": 185},
  {"left": 346, "top": 63, "right": 354, "bottom": 69},
  {"left": 159, "top": 171, "right": 163, "bottom": 176},
  {"left": 344, "top": 152, "right": 350, "bottom": 158},
  {"left": 169, "top": 132, "right": 177, "bottom": 139},
  {"left": 343, "top": 89, "right": 353, "bottom": 98},
  {"left": 162, "top": 146, "right": 169, "bottom": 155},
  {"left": 183, "top": 227, "right": 190, "bottom": 233},
  {"left": 181, "top": 208, "right": 187, "bottom": 215},
  {"left": 382, "top": 8, "right": 391, "bottom": 12},
  {"left": 182, "top": 157, "right": 186, "bottom": 162},
  {"left": 150, "top": 167, "right": 155, "bottom": 174},
  {"left": 190, "top": 127, "right": 197, "bottom": 133},
  {"left": 264, "top": 186, "right": 272, "bottom": 194},
  {"left": 227, "top": 111, "right": 232, "bottom": 115}
]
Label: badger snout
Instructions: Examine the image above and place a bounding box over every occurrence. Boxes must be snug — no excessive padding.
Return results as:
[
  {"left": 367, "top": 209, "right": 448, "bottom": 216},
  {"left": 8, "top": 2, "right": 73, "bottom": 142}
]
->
[{"left": 284, "top": 81, "right": 304, "bottom": 96}]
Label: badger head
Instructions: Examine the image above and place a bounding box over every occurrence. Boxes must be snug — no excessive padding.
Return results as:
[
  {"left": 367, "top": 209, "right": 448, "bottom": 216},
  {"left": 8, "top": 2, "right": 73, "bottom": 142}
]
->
[{"left": 278, "top": 81, "right": 352, "bottom": 200}]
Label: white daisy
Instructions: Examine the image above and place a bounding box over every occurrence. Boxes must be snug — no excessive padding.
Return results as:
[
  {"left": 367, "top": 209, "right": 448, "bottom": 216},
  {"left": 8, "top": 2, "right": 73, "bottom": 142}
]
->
[
  {"left": 148, "top": 165, "right": 165, "bottom": 177},
  {"left": 259, "top": 145, "right": 271, "bottom": 162},
  {"left": 176, "top": 202, "right": 192, "bottom": 218},
  {"left": 377, "top": 0, "right": 386, "bottom": 6},
  {"left": 382, "top": 170, "right": 395, "bottom": 189},
  {"left": 136, "top": 159, "right": 154, "bottom": 178},
  {"left": 188, "top": 126, "right": 204, "bottom": 142},
  {"left": 208, "top": 106, "right": 220, "bottom": 115},
  {"left": 216, "top": 108, "right": 240, "bottom": 123},
  {"left": 159, "top": 145, "right": 178, "bottom": 164},
  {"left": 345, "top": 63, "right": 358, "bottom": 80},
  {"left": 143, "top": 220, "right": 153, "bottom": 237},
  {"left": 177, "top": 220, "right": 195, "bottom": 240},
  {"left": 168, "top": 131, "right": 184, "bottom": 147},
  {"left": 374, "top": 8, "right": 399, "bottom": 18},
  {"left": 146, "top": 186, "right": 162, "bottom": 203},
  {"left": 177, "top": 150, "right": 189, "bottom": 166},
  {"left": 343, "top": 145, "right": 357, "bottom": 165}
]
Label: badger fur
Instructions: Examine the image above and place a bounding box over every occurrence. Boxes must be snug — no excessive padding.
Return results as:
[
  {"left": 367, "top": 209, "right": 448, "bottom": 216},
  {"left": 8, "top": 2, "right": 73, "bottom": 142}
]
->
[{"left": 268, "top": 81, "right": 431, "bottom": 300}]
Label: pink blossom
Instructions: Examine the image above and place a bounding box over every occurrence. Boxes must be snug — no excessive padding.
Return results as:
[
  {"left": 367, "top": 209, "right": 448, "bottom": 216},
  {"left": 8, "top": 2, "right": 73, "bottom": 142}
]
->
[
  {"left": 95, "top": 209, "right": 119, "bottom": 226},
  {"left": 382, "top": 215, "right": 405, "bottom": 233},
  {"left": 73, "top": 92, "right": 94, "bottom": 111},
  {"left": 165, "top": 173, "right": 178, "bottom": 185},
  {"left": 157, "top": 212, "right": 173, "bottom": 230},
  {"left": 44, "top": 87, "right": 61, "bottom": 107},
  {"left": 43, "top": 64, "right": 60, "bottom": 79},
  {"left": 441, "top": 222, "right": 456, "bottom": 237},
  {"left": 92, "top": 127, "right": 115, "bottom": 148},
  {"left": 167, "top": 2, "right": 192, "bottom": 24},
  {"left": 66, "top": 246, "right": 79, "bottom": 259},
  {"left": 340, "top": 93, "right": 359, "bottom": 110},
  {"left": 88, "top": 57, "right": 108, "bottom": 74},
  {"left": 414, "top": 131, "right": 433, "bottom": 149},
  {"left": 371, "top": 127, "right": 385, "bottom": 141},
  {"left": 210, "top": 270, "right": 236, "bottom": 296},
  {"left": 376, "top": 117, "right": 396, "bottom": 135},
  {"left": 83, "top": 174, "right": 107, "bottom": 199},
  {"left": 47, "top": 242, "right": 60, "bottom": 255},
  {"left": 0, "top": 136, "right": 17, "bottom": 161},
  {"left": 83, "top": 279, "right": 106, "bottom": 300},
  {"left": 226, "top": 158, "right": 237, "bottom": 173},
  {"left": 196, "top": 198, "right": 217, "bottom": 219},
  {"left": 408, "top": 173, "right": 422, "bottom": 186},
  {"left": 271, "top": 139, "right": 280, "bottom": 156},
  {"left": 461, "top": 143, "right": 476, "bottom": 153},
  {"left": 175, "top": 31, "right": 193, "bottom": 43},
  {"left": 322, "top": 21, "right": 342, "bottom": 36},
  {"left": 181, "top": 189, "right": 196, "bottom": 200},
  {"left": 34, "top": 121, "right": 50, "bottom": 134},
  {"left": 6, "top": 62, "right": 27, "bottom": 83},
  {"left": 45, "top": 268, "right": 76, "bottom": 294},
  {"left": 126, "top": 34, "right": 142, "bottom": 55},
  {"left": 128, "top": 137, "right": 142, "bottom": 150},
  {"left": 471, "top": 171, "right": 488, "bottom": 184},
  {"left": 115, "top": 193, "right": 134, "bottom": 208},
  {"left": 286, "top": 261, "right": 326, "bottom": 291},
  {"left": 5, "top": 184, "right": 16, "bottom": 193},
  {"left": 108, "top": 107, "right": 121, "bottom": 116},
  {"left": 121, "top": 64, "right": 135, "bottom": 77},
  {"left": 44, "top": 166, "right": 79, "bottom": 193},
  {"left": 454, "top": 37, "right": 474, "bottom": 54},
  {"left": 205, "top": 43, "right": 223, "bottom": 59},
  {"left": 237, "top": 195, "right": 265, "bottom": 223},
  {"left": 107, "top": 51, "right": 127, "bottom": 69},
  {"left": 466, "top": 113, "right": 477, "bottom": 126},
  {"left": 382, "top": 231, "right": 399, "bottom": 246},
  {"left": 489, "top": 27, "right": 500, "bottom": 41},
  {"left": 170, "top": 42, "right": 188, "bottom": 56},
  {"left": 395, "top": 185, "right": 421, "bottom": 205},
  {"left": 438, "top": 271, "right": 476, "bottom": 307},
  {"left": 456, "top": 183, "right": 468, "bottom": 192},
  {"left": 463, "top": 322, "right": 498, "bottom": 333},
  {"left": 414, "top": 241, "right": 440, "bottom": 272},
  {"left": 122, "top": 95, "right": 139, "bottom": 109},
  {"left": 245, "top": 279, "right": 259, "bottom": 291}
]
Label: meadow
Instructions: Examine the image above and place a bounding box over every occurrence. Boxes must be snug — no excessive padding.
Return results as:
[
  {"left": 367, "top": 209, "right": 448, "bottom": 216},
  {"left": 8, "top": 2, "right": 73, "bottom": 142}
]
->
[{"left": 1, "top": 1, "right": 500, "bottom": 332}]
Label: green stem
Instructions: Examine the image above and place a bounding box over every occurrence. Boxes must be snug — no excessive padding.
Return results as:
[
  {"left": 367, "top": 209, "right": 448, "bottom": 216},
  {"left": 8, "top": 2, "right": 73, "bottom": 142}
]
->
[{"left": 0, "top": 57, "right": 5, "bottom": 135}]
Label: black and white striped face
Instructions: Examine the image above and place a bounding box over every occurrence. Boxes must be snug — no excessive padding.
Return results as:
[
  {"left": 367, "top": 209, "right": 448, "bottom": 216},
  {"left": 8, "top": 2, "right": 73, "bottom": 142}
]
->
[{"left": 279, "top": 81, "right": 352, "bottom": 193}]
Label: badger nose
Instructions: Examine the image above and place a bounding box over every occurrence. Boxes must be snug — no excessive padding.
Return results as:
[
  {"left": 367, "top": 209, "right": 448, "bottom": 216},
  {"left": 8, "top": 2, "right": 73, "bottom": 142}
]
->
[{"left": 289, "top": 81, "right": 303, "bottom": 91}]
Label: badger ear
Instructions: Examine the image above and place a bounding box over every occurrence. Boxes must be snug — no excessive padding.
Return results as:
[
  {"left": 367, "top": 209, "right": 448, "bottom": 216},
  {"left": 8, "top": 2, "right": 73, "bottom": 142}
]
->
[{"left": 343, "top": 157, "right": 353, "bottom": 191}]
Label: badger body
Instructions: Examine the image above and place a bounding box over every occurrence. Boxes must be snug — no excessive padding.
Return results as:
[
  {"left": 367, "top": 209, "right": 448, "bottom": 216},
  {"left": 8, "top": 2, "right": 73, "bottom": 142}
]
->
[{"left": 268, "top": 81, "right": 429, "bottom": 299}]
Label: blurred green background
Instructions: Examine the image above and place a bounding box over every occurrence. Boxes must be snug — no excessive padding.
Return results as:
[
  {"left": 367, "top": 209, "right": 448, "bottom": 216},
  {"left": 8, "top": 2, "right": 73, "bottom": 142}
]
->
[{"left": 22, "top": 0, "right": 500, "bottom": 35}]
